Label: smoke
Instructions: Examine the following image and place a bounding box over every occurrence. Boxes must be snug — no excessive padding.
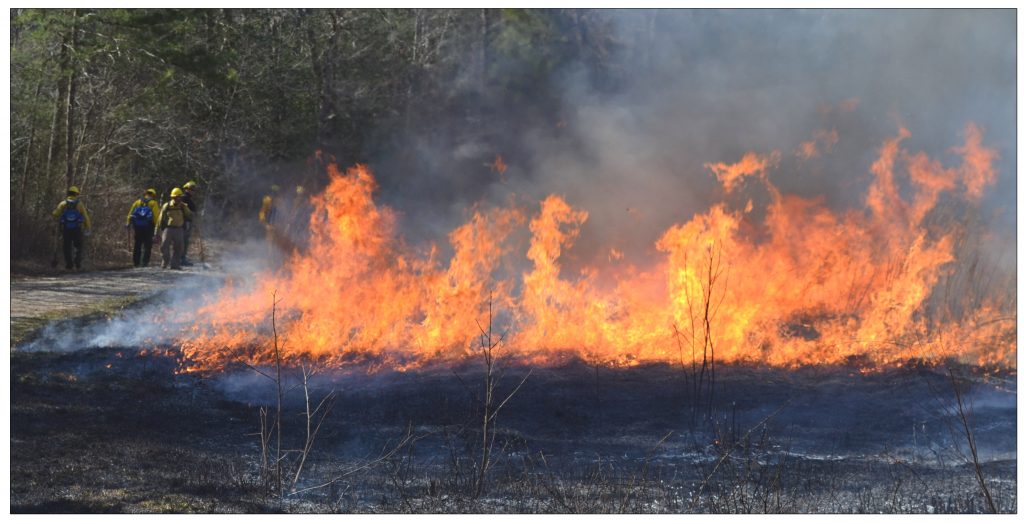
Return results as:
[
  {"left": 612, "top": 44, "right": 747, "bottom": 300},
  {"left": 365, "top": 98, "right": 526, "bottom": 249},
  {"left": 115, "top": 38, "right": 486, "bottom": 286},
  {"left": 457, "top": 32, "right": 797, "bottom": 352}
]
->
[
  {"left": 17, "top": 239, "right": 273, "bottom": 354},
  {"left": 368, "top": 9, "right": 1016, "bottom": 273},
  {"left": 18, "top": 287, "right": 200, "bottom": 354}
]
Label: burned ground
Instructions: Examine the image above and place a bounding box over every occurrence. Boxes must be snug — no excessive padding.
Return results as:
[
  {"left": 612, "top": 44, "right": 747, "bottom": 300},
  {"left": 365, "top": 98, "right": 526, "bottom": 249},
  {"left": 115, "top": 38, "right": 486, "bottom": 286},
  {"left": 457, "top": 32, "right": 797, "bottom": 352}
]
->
[{"left": 9, "top": 317, "right": 1017, "bottom": 513}]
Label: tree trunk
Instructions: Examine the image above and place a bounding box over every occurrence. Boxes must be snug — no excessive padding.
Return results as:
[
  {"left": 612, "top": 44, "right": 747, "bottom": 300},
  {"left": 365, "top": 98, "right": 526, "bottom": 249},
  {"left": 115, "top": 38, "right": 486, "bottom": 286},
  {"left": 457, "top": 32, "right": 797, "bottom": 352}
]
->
[
  {"left": 305, "top": 12, "right": 327, "bottom": 150},
  {"left": 63, "top": 9, "right": 79, "bottom": 188},
  {"left": 404, "top": 10, "right": 420, "bottom": 132},
  {"left": 44, "top": 87, "right": 61, "bottom": 187},
  {"left": 18, "top": 81, "right": 42, "bottom": 224}
]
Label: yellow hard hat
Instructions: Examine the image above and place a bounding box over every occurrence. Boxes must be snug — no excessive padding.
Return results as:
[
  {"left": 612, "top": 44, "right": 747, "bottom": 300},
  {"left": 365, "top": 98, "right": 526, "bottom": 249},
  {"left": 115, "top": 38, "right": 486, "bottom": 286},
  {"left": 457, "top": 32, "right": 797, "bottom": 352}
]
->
[
  {"left": 68, "top": 186, "right": 80, "bottom": 195},
  {"left": 145, "top": 188, "right": 157, "bottom": 196},
  {"left": 183, "top": 181, "right": 197, "bottom": 190},
  {"left": 170, "top": 187, "right": 184, "bottom": 198},
  {"left": 296, "top": 185, "right": 305, "bottom": 195}
]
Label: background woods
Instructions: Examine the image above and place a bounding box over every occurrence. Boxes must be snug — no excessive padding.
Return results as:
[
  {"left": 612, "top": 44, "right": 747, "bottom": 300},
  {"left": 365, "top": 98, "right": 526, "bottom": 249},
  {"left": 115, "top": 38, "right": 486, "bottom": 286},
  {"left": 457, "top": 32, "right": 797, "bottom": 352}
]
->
[{"left": 9, "top": 8, "right": 619, "bottom": 266}]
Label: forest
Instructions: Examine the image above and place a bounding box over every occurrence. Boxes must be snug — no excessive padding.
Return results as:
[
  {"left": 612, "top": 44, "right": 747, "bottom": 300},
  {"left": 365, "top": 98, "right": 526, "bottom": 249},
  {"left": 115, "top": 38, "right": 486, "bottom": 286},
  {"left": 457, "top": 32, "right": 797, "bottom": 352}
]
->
[{"left": 10, "top": 8, "right": 624, "bottom": 266}]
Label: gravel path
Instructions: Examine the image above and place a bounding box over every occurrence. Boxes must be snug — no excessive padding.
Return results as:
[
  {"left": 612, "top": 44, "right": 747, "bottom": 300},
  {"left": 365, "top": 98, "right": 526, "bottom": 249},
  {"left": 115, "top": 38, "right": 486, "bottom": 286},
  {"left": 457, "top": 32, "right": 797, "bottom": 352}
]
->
[
  {"left": 10, "top": 267, "right": 207, "bottom": 345},
  {"left": 10, "top": 236, "right": 234, "bottom": 345}
]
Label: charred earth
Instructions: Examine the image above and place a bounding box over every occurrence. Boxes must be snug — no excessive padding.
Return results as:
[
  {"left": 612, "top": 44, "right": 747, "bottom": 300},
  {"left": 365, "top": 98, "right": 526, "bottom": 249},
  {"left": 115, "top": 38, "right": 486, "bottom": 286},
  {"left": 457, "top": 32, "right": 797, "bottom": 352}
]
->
[{"left": 10, "top": 316, "right": 1016, "bottom": 513}]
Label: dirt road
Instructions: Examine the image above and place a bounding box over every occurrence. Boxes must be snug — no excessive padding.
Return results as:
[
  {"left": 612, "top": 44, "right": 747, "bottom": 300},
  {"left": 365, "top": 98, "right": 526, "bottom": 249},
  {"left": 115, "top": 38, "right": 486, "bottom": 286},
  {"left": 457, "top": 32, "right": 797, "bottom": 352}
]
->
[
  {"left": 10, "top": 267, "right": 207, "bottom": 346},
  {"left": 10, "top": 235, "right": 237, "bottom": 346}
]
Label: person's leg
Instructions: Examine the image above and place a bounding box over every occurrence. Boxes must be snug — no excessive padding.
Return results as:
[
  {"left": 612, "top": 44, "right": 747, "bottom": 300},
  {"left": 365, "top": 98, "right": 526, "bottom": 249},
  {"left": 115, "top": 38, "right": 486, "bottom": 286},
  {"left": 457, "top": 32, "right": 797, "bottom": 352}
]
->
[
  {"left": 160, "top": 230, "right": 172, "bottom": 268},
  {"left": 182, "top": 225, "right": 192, "bottom": 265},
  {"left": 72, "top": 229, "right": 84, "bottom": 269},
  {"left": 170, "top": 229, "right": 184, "bottom": 269},
  {"left": 133, "top": 227, "right": 144, "bottom": 267},
  {"left": 141, "top": 225, "right": 154, "bottom": 266},
  {"left": 62, "top": 229, "right": 74, "bottom": 269}
]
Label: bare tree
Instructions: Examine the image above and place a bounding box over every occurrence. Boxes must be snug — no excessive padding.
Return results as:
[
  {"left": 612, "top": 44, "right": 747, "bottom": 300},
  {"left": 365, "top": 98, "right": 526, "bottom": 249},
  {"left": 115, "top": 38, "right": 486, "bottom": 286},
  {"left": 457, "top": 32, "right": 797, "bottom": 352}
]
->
[{"left": 472, "top": 292, "right": 531, "bottom": 498}]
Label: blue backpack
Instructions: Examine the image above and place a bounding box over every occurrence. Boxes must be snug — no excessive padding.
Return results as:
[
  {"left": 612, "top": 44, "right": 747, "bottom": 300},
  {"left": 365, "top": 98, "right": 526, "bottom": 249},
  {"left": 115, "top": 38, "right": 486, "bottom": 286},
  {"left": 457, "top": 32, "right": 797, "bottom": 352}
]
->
[
  {"left": 60, "top": 200, "right": 85, "bottom": 230},
  {"left": 130, "top": 198, "right": 155, "bottom": 227}
]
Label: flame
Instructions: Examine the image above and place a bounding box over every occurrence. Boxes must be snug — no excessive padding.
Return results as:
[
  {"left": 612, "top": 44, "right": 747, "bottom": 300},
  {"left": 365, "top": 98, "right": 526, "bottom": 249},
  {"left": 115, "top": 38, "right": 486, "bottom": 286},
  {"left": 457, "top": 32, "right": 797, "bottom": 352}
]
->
[
  {"left": 490, "top": 155, "right": 508, "bottom": 176},
  {"left": 798, "top": 129, "right": 839, "bottom": 160},
  {"left": 705, "top": 151, "right": 781, "bottom": 192},
  {"left": 177, "top": 124, "right": 1015, "bottom": 373}
]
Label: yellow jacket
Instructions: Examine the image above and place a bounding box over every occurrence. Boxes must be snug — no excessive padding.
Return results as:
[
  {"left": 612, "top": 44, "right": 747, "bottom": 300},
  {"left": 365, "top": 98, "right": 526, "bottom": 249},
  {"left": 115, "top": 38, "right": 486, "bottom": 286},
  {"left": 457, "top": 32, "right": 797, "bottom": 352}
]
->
[
  {"left": 157, "top": 199, "right": 193, "bottom": 232},
  {"left": 259, "top": 195, "right": 276, "bottom": 226},
  {"left": 52, "top": 198, "right": 92, "bottom": 230},
  {"left": 126, "top": 197, "right": 161, "bottom": 226}
]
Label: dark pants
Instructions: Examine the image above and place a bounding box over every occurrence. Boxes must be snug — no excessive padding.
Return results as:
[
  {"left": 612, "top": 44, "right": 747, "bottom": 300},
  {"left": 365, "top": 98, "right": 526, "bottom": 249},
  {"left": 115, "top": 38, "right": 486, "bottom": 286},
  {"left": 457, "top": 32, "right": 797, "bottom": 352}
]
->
[
  {"left": 182, "top": 223, "right": 192, "bottom": 263},
  {"left": 62, "top": 227, "right": 84, "bottom": 269},
  {"left": 133, "top": 224, "right": 155, "bottom": 267}
]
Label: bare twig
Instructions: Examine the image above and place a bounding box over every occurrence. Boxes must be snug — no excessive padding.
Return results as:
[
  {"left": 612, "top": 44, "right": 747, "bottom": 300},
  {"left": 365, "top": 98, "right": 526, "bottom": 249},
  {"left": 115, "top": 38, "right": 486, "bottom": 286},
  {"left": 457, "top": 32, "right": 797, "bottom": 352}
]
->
[
  {"left": 291, "top": 360, "right": 336, "bottom": 489},
  {"left": 689, "top": 400, "right": 790, "bottom": 510},
  {"left": 947, "top": 368, "right": 997, "bottom": 513},
  {"left": 271, "top": 290, "right": 284, "bottom": 499},
  {"left": 289, "top": 427, "right": 417, "bottom": 496},
  {"left": 473, "top": 292, "right": 530, "bottom": 498}
]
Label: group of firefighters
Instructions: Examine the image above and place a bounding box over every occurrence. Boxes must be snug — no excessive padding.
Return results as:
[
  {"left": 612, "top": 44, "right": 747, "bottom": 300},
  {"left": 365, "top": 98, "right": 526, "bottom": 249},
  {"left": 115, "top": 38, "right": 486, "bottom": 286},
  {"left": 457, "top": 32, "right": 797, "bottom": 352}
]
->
[
  {"left": 52, "top": 182, "right": 305, "bottom": 271},
  {"left": 52, "top": 182, "right": 199, "bottom": 270}
]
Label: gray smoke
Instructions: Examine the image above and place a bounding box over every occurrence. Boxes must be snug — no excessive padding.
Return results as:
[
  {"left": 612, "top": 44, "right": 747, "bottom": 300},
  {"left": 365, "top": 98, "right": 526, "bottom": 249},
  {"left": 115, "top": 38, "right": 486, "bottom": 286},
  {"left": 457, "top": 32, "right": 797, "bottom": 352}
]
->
[{"left": 378, "top": 9, "right": 1017, "bottom": 272}]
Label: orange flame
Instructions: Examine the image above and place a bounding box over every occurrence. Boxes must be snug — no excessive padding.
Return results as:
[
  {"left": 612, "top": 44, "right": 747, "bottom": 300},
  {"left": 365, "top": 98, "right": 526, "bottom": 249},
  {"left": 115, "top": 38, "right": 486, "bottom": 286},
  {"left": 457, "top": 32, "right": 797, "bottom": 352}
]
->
[
  {"left": 705, "top": 151, "right": 781, "bottom": 192},
  {"left": 491, "top": 155, "right": 508, "bottom": 176},
  {"left": 177, "top": 124, "right": 1014, "bottom": 373}
]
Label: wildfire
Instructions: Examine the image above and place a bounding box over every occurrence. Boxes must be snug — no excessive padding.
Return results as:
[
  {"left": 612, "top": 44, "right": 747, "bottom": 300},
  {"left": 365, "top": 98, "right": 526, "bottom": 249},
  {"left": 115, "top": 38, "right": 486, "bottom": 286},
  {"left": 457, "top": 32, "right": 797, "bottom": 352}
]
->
[{"left": 177, "top": 124, "right": 1015, "bottom": 373}]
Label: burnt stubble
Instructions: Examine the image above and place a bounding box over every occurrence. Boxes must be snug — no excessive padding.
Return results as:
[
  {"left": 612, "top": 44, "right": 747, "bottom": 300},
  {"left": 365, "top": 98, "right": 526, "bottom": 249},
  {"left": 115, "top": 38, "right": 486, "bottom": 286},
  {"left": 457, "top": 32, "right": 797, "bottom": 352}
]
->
[{"left": 10, "top": 342, "right": 1016, "bottom": 513}]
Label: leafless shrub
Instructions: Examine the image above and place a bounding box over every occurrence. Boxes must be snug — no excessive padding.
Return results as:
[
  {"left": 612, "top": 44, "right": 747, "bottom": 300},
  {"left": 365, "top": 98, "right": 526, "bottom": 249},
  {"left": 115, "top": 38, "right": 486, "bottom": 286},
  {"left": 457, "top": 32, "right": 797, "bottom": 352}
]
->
[
  {"left": 243, "top": 291, "right": 336, "bottom": 500},
  {"left": 462, "top": 293, "right": 532, "bottom": 498},
  {"left": 289, "top": 360, "right": 336, "bottom": 490},
  {"left": 675, "top": 240, "right": 728, "bottom": 426},
  {"left": 689, "top": 401, "right": 788, "bottom": 512},
  {"left": 931, "top": 366, "right": 998, "bottom": 513}
]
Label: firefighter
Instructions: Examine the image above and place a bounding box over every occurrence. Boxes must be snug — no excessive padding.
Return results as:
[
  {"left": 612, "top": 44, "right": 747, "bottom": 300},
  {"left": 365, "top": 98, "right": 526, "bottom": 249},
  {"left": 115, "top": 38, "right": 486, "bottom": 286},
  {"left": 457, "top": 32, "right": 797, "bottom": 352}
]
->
[
  {"left": 259, "top": 184, "right": 283, "bottom": 262},
  {"left": 258, "top": 184, "right": 280, "bottom": 230},
  {"left": 51, "top": 186, "right": 92, "bottom": 270},
  {"left": 156, "top": 187, "right": 193, "bottom": 270},
  {"left": 180, "top": 180, "right": 199, "bottom": 266},
  {"left": 125, "top": 188, "right": 161, "bottom": 267},
  {"left": 288, "top": 185, "right": 312, "bottom": 251}
]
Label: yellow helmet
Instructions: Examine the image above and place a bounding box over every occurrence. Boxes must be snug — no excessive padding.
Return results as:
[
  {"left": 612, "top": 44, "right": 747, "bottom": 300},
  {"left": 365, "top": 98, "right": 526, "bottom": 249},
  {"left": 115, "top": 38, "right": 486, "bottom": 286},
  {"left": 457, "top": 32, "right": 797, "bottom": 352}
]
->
[
  {"left": 183, "top": 181, "right": 197, "bottom": 190},
  {"left": 170, "top": 187, "right": 184, "bottom": 198},
  {"left": 145, "top": 188, "right": 157, "bottom": 196},
  {"left": 295, "top": 185, "right": 305, "bottom": 195},
  {"left": 68, "top": 186, "right": 80, "bottom": 195}
]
